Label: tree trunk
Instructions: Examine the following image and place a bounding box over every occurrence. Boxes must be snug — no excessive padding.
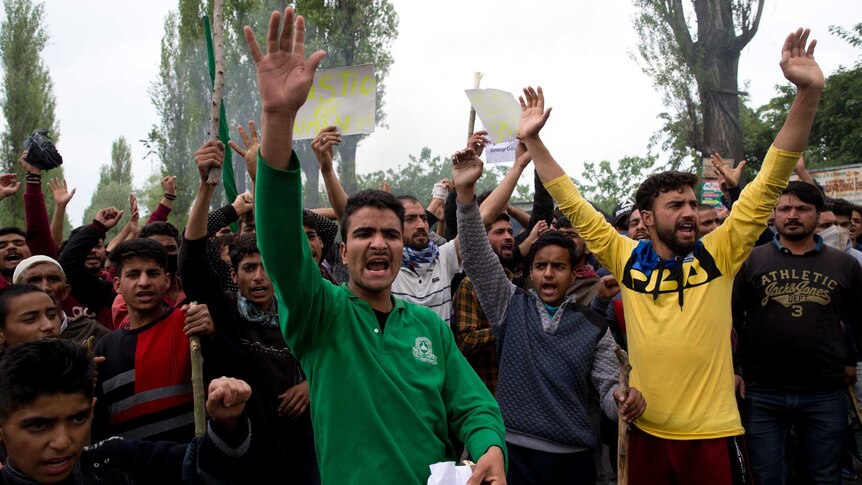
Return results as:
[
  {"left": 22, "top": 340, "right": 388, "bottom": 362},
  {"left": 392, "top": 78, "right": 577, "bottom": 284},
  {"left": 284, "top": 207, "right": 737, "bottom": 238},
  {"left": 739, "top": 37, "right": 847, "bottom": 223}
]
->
[
  {"left": 337, "top": 135, "right": 360, "bottom": 195},
  {"left": 294, "top": 140, "right": 322, "bottom": 208}
]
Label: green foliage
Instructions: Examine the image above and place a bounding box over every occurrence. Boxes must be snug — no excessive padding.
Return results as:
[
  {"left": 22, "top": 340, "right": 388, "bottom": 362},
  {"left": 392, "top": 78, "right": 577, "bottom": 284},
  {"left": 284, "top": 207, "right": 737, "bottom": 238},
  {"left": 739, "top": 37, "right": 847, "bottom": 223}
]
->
[
  {"left": 829, "top": 22, "right": 862, "bottom": 49},
  {"left": 105, "top": 137, "right": 133, "bottom": 187},
  {"left": 0, "top": 0, "right": 59, "bottom": 227},
  {"left": 355, "top": 147, "right": 532, "bottom": 207},
  {"left": 82, "top": 181, "right": 133, "bottom": 241},
  {"left": 575, "top": 155, "right": 658, "bottom": 214}
]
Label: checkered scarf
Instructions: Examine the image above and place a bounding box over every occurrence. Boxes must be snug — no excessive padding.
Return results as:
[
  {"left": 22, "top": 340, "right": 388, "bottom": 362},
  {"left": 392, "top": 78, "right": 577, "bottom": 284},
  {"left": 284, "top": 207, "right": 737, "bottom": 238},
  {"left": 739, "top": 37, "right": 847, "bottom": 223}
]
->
[{"left": 402, "top": 241, "right": 440, "bottom": 272}]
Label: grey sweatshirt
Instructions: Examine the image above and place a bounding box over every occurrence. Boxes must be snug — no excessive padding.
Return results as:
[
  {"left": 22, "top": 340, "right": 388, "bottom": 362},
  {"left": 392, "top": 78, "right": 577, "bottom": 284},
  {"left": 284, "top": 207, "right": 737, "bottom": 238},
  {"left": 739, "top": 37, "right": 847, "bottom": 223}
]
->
[{"left": 457, "top": 199, "right": 620, "bottom": 453}]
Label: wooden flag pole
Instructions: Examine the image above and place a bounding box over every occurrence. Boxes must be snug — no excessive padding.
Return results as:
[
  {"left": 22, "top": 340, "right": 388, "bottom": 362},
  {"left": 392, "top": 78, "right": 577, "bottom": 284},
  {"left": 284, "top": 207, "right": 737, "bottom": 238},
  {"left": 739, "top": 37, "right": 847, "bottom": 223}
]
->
[
  {"left": 467, "top": 72, "right": 483, "bottom": 138},
  {"left": 188, "top": 302, "right": 206, "bottom": 437},
  {"left": 615, "top": 345, "right": 632, "bottom": 485},
  {"left": 206, "top": 0, "right": 226, "bottom": 185}
]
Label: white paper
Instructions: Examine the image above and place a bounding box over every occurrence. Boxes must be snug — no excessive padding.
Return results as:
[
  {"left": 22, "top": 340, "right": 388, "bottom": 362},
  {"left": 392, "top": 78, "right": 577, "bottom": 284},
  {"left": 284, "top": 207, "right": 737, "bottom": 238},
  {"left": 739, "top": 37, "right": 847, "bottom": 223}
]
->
[
  {"left": 485, "top": 139, "right": 518, "bottom": 164},
  {"left": 464, "top": 88, "right": 521, "bottom": 144},
  {"left": 293, "top": 64, "right": 376, "bottom": 140},
  {"left": 427, "top": 461, "right": 473, "bottom": 485}
]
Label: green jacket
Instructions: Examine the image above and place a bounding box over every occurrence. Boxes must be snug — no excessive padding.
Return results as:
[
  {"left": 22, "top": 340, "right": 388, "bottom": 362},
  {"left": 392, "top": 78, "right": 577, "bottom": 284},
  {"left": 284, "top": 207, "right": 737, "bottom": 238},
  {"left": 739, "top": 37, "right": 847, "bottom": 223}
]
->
[{"left": 256, "top": 153, "right": 506, "bottom": 484}]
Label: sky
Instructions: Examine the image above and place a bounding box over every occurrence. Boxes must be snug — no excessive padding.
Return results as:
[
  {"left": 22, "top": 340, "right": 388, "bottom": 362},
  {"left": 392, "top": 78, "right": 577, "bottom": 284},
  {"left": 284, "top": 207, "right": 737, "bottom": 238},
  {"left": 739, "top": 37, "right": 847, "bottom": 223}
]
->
[{"left": 5, "top": 0, "right": 861, "bottom": 223}]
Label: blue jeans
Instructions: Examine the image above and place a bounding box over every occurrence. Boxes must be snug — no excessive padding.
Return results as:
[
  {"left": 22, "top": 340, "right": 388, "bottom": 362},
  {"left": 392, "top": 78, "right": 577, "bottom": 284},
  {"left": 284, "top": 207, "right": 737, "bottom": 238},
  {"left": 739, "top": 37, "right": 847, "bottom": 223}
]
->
[{"left": 741, "top": 386, "right": 845, "bottom": 485}]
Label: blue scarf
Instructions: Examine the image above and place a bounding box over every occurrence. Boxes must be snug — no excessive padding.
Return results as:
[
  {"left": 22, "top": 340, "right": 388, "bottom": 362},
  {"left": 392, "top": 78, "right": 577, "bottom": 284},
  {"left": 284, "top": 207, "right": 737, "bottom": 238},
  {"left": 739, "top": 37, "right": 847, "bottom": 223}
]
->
[
  {"left": 401, "top": 241, "right": 440, "bottom": 272},
  {"left": 237, "top": 294, "right": 279, "bottom": 328}
]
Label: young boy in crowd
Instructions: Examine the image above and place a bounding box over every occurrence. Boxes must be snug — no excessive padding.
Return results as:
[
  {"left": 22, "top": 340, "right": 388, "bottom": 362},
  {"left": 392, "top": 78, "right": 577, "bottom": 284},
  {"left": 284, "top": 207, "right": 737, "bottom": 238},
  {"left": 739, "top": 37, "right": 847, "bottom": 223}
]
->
[
  {"left": 0, "top": 338, "right": 252, "bottom": 484},
  {"left": 0, "top": 284, "right": 60, "bottom": 352}
]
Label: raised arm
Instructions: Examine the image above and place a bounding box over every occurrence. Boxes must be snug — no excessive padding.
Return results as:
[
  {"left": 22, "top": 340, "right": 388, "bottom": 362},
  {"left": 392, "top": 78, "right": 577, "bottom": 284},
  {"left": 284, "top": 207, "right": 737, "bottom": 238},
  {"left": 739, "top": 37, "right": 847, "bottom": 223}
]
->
[
  {"left": 453, "top": 147, "right": 515, "bottom": 327},
  {"left": 186, "top": 141, "right": 225, "bottom": 241},
  {"left": 313, "top": 126, "right": 348, "bottom": 220},
  {"left": 48, "top": 177, "right": 74, "bottom": 251},
  {"left": 518, "top": 86, "right": 632, "bottom": 275},
  {"left": 705, "top": 28, "right": 824, "bottom": 273},
  {"left": 228, "top": 120, "right": 259, "bottom": 192},
  {"left": 106, "top": 194, "right": 139, "bottom": 253},
  {"left": 247, "top": 8, "right": 336, "bottom": 356},
  {"left": 146, "top": 176, "right": 176, "bottom": 224},
  {"left": 20, "top": 159, "right": 56, "bottom": 258},
  {"left": 479, "top": 139, "right": 532, "bottom": 226},
  {"left": 243, "top": 8, "right": 324, "bottom": 170}
]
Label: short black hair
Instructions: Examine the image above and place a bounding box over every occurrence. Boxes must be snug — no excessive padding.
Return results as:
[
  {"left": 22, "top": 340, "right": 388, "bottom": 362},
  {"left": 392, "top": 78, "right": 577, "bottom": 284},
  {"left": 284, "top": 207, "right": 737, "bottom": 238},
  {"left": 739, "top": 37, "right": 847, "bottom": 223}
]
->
[
  {"left": 0, "top": 284, "right": 47, "bottom": 330},
  {"left": 831, "top": 198, "right": 854, "bottom": 218},
  {"left": 342, "top": 190, "right": 405, "bottom": 242},
  {"left": 108, "top": 238, "right": 168, "bottom": 276},
  {"left": 781, "top": 181, "right": 825, "bottom": 212},
  {"left": 239, "top": 211, "right": 256, "bottom": 232},
  {"left": 302, "top": 211, "right": 318, "bottom": 232},
  {"left": 485, "top": 212, "right": 511, "bottom": 232},
  {"left": 525, "top": 231, "right": 578, "bottom": 269},
  {"left": 0, "top": 227, "right": 25, "bottom": 239},
  {"left": 697, "top": 204, "right": 717, "bottom": 212},
  {"left": 229, "top": 233, "right": 260, "bottom": 270},
  {"left": 396, "top": 194, "right": 422, "bottom": 207},
  {"left": 635, "top": 171, "right": 699, "bottom": 212},
  {"left": 139, "top": 221, "right": 180, "bottom": 245},
  {"left": 0, "top": 339, "right": 95, "bottom": 420}
]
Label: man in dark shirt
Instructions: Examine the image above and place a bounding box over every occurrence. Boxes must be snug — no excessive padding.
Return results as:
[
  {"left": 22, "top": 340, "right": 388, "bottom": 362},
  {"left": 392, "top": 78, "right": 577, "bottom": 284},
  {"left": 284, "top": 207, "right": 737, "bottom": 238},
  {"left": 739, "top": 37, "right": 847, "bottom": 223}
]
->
[{"left": 733, "top": 181, "right": 862, "bottom": 484}]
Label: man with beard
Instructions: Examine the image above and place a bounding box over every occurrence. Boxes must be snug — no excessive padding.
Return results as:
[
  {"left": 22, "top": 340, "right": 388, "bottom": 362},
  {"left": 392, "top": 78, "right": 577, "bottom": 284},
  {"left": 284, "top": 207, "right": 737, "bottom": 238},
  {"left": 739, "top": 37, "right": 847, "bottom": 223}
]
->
[
  {"left": 520, "top": 27, "right": 824, "bottom": 483},
  {"left": 453, "top": 213, "right": 517, "bottom": 395},
  {"left": 249, "top": 9, "right": 506, "bottom": 483},
  {"left": 391, "top": 194, "right": 462, "bottom": 327},
  {"left": 732, "top": 181, "right": 862, "bottom": 483}
]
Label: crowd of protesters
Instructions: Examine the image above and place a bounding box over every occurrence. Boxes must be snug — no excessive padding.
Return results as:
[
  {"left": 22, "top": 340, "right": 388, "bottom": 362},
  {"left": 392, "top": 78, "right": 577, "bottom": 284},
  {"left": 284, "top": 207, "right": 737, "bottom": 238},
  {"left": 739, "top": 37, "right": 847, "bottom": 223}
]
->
[{"left": 0, "top": 7, "right": 855, "bottom": 485}]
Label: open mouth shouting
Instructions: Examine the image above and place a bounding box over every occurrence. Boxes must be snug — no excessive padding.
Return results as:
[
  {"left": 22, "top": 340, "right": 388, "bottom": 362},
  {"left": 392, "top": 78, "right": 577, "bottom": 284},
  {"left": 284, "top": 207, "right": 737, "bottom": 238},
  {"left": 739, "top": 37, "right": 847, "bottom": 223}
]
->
[
  {"left": 365, "top": 255, "right": 391, "bottom": 275},
  {"left": 4, "top": 250, "right": 22, "bottom": 265},
  {"left": 135, "top": 290, "right": 156, "bottom": 304},
  {"left": 249, "top": 285, "right": 271, "bottom": 299},
  {"left": 677, "top": 220, "right": 696, "bottom": 239},
  {"left": 41, "top": 454, "right": 75, "bottom": 475}
]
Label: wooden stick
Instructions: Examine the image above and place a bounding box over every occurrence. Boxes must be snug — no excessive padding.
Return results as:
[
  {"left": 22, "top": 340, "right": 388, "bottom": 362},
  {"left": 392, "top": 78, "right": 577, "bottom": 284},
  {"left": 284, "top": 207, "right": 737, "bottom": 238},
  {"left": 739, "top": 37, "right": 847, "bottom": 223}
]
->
[
  {"left": 188, "top": 301, "right": 206, "bottom": 437},
  {"left": 615, "top": 344, "right": 632, "bottom": 485},
  {"left": 206, "top": 0, "right": 226, "bottom": 186},
  {"left": 467, "top": 72, "right": 483, "bottom": 139}
]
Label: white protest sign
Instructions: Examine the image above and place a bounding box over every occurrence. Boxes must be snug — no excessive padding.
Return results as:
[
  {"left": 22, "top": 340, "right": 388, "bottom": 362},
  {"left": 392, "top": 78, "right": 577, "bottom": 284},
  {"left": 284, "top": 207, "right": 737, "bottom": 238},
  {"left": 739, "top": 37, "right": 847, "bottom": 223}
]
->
[
  {"left": 486, "top": 139, "right": 518, "bottom": 164},
  {"left": 464, "top": 88, "right": 521, "bottom": 144},
  {"left": 293, "top": 64, "right": 376, "bottom": 140}
]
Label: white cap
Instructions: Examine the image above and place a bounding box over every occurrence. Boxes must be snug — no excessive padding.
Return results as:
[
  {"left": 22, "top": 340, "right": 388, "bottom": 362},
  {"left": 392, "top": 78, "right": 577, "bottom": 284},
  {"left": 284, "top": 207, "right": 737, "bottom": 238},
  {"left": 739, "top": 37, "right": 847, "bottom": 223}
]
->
[{"left": 13, "top": 255, "right": 64, "bottom": 284}]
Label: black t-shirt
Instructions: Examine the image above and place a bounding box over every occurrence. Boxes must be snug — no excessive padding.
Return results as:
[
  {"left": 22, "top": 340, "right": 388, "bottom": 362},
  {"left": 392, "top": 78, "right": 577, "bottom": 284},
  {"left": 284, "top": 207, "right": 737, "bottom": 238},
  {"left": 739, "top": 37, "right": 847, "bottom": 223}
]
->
[{"left": 373, "top": 308, "right": 390, "bottom": 332}]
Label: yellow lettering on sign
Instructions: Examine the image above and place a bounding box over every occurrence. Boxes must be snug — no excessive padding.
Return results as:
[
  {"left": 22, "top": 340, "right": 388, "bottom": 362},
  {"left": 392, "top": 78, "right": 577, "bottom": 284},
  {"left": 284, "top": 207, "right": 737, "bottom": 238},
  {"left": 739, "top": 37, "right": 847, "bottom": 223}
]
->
[{"left": 360, "top": 76, "right": 374, "bottom": 95}]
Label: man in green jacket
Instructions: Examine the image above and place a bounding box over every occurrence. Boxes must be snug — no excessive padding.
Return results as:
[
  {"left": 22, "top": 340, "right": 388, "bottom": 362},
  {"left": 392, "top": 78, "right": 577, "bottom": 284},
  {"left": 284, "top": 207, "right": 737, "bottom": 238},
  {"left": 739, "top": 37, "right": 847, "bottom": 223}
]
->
[{"left": 239, "top": 8, "right": 507, "bottom": 485}]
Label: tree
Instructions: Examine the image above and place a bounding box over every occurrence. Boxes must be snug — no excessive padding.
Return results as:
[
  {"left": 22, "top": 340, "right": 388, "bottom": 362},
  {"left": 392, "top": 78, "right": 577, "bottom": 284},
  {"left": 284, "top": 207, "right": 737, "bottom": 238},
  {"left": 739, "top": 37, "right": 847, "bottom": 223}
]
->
[
  {"left": 633, "top": 0, "right": 764, "bottom": 171},
  {"left": 105, "top": 136, "right": 133, "bottom": 187},
  {"left": 0, "top": 0, "right": 59, "bottom": 227},
  {"left": 575, "top": 155, "right": 658, "bottom": 214}
]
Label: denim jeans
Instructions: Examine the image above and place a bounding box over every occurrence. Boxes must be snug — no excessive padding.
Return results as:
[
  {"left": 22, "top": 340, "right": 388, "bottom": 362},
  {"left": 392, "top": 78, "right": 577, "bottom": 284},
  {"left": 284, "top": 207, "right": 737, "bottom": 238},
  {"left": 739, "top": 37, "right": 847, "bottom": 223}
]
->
[{"left": 741, "top": 386, "right": 845, "bottom": 485}]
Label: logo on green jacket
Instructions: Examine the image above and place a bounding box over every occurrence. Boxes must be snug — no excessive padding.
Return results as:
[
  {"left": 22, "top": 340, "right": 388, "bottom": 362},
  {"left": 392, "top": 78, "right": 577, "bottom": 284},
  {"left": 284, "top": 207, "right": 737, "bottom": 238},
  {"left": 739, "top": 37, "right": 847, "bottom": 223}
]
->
[{"left": 412, "top": 337, "right": 437, "bottom": 365}]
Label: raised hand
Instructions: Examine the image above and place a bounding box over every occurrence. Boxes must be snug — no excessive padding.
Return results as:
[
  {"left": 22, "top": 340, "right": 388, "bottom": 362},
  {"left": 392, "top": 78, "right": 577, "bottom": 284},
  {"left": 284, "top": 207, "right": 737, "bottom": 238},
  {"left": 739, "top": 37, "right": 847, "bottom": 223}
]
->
[
  {"left": 0, "top": 174, "right": 21, "bottom": 200},
  {"left": 779, "top": 28, "right": 824, "bottom": 90},
  {"left": 128, "top": 194, "right": 139, "bottom": 223},
  {"left": 243, "top": 8, "right": 325, "bottom": 115},
  {"left": 710, "top": 153, "right": 746, "bottom": 189},
  {"left": 161, "top": 175, "right": 177, "bottom": 197},
  {"left": 597, "top": 274, "right": 620, "bottom": 300},
  {"left": 206, "top": 377, "right": 252, "bottom": 424},
  {"left": 514, "top": 139, "right": 532, "bottom": 170},
  {"left": 232, "top": 192, "right": 254, "bottom": 216},
  {"left": 49, "top": 178, "right": 75, "bottom": 206},
  {"left": 451, "top": 147, "right": 485, "bottom": 193},
  {"left": 467, "top": 130, "right": 490, "bottom": 158},
  {"left": 94, "top": 207, "right": 124, "bottom": 230},
  {"left": 228, "top": 120, "right": 260, "bottom": 182},
  {"left": 312, "top": 126, "right": 341, "bottom": 172},
  {"left": 518, "top": 86, "right": 552, "bottom": 139},
  {"left": 377, "top": 181, "right": 391, "bottom": 193},
  {"left": 194, "top": 141, "right": 225, "bottom": 183}
]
